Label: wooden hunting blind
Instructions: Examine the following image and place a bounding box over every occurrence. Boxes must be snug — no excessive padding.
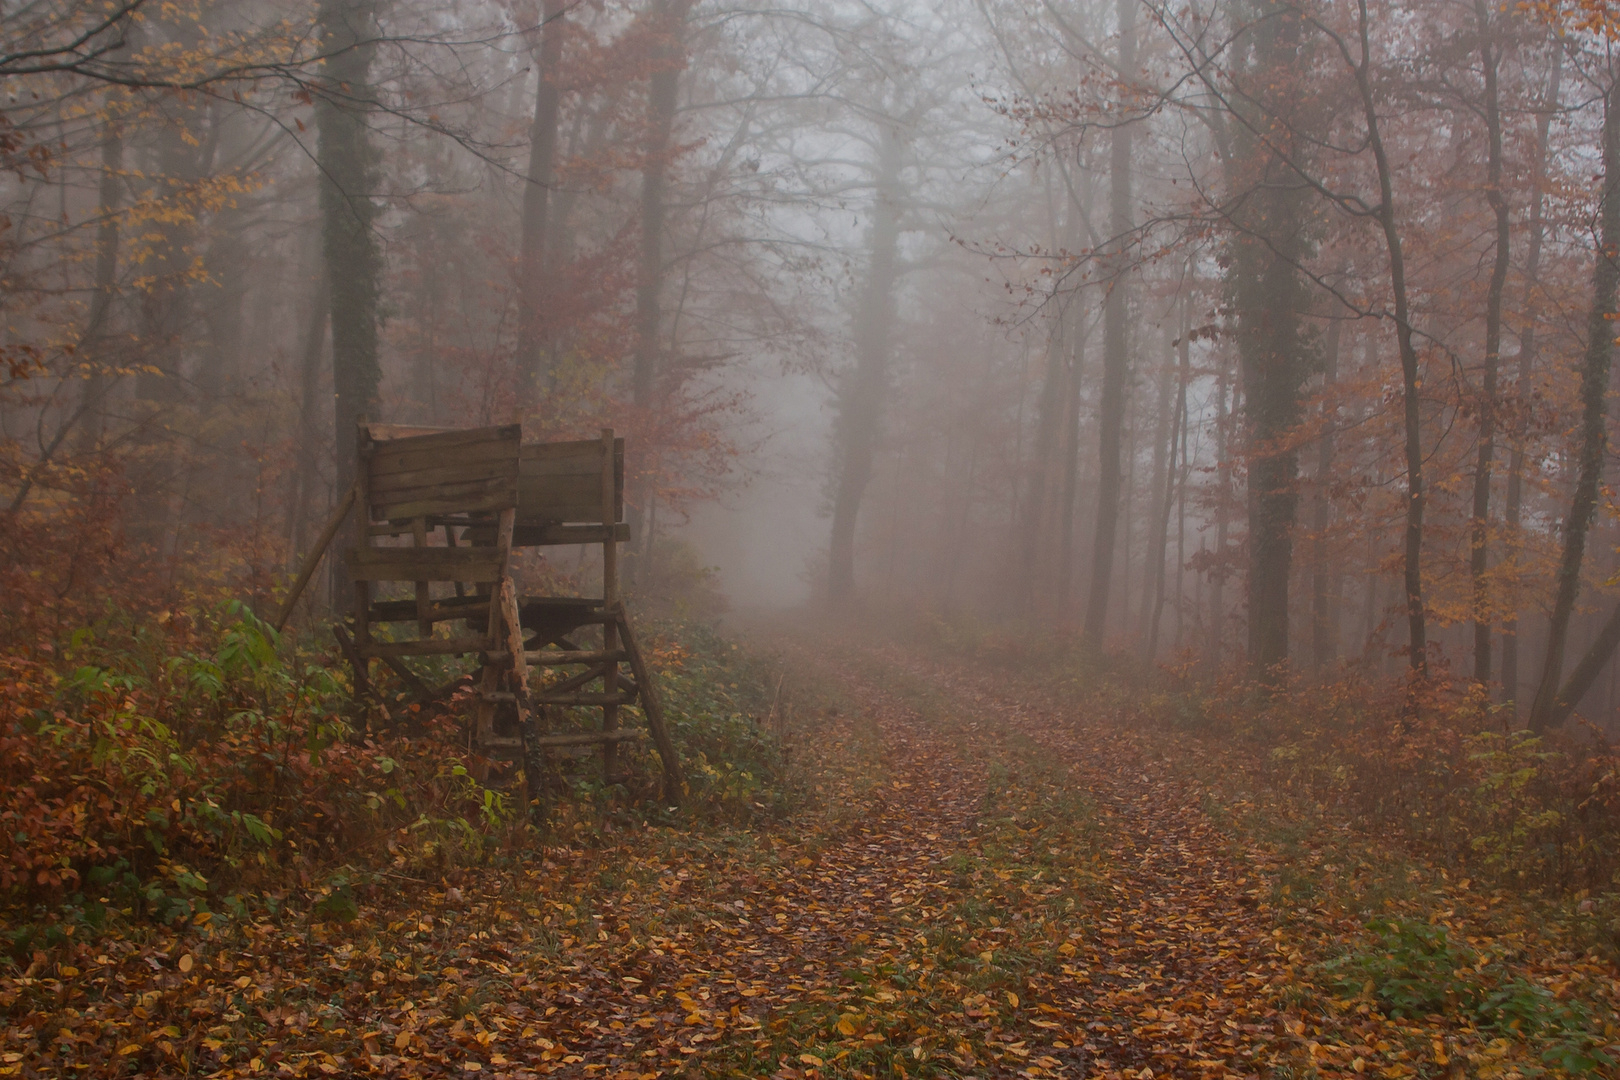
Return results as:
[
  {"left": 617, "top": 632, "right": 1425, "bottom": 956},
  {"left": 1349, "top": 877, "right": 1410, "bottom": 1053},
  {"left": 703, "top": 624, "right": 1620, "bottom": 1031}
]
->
[{"left": 274, "top": 423, "right": 682, "bottom": 810}]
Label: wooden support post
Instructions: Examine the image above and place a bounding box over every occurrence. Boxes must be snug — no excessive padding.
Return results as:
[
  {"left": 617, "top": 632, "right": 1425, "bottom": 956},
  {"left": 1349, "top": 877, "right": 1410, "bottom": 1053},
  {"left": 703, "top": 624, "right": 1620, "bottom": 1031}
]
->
[
  {"left": 413, "top": 516, "right": 431, "bottom": 636},
  {"left": 599, "top": 427, "right": 622, "bottom": 784},
  {"left": 272, "top": 483, "right": 356, "bottom": 632},
  {"left": 501, "top": 577, "right": 547, "bottom": 825},
  {"left": 614, "top": 605, "right": 683, "bottom": 803},
  {"left": 332, "top": 624, "right": 373, "bottom": 716},
  {"left": 352, "top": 425, "right": 374, "bottom": 703}
]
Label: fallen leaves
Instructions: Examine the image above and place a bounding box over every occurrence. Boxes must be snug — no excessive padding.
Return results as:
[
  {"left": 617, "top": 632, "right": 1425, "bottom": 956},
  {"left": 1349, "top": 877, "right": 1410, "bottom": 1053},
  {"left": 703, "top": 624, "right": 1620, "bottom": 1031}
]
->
[{"left": 3, "top": 628, "right": 1617, "bottom": 1078}]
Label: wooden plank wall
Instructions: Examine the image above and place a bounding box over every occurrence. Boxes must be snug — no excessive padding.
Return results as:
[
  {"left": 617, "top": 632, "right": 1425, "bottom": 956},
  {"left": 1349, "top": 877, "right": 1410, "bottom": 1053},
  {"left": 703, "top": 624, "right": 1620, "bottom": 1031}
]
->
[
  {"left": 365, "top": 424, "right": 522, "bottom": 522},
  {"left": 517, "top": 437, "right": 624, "bottom": 526}
]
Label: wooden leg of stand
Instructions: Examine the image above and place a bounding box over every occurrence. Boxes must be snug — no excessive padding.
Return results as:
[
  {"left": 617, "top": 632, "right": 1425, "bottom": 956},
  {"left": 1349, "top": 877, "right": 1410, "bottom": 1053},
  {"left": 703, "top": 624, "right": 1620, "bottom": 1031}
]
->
[
  {"left": 614, "top": 607, "right": 684, "bottom": 804},
  {"left": 500, "top": 579, "right": 546, "bottom": 826},
  {"left": 474, "top": 663, "right": 500, "bottom": 749},
  {"left": 602, "top": 621, "right": 621, "bottom": 785},
  {"left": 522, "top": 705, "right": 550, "bottom": 826}
]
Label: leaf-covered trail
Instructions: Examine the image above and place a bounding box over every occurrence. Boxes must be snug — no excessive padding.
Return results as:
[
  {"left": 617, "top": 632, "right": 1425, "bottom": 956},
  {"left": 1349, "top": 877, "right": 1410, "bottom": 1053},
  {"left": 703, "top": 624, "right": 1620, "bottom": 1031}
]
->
[
  {"left": 500, "top": 635, "right": 1296, "bottom": 1079},
  {"left": 3, "top": 633, "right": 1458, "bottom": 1079}
]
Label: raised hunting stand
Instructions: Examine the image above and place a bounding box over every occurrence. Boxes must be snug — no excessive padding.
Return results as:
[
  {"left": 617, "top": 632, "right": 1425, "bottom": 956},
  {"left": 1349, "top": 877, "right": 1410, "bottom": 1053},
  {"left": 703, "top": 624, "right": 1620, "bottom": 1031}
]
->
[{"left": 272, "top": 422, "right": 682, "bottom": 813}]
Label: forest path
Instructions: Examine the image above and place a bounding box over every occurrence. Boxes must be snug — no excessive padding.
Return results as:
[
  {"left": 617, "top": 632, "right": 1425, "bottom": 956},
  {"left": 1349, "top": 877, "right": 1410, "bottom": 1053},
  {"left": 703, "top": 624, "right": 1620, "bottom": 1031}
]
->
[
  {"left": 29, "top": 631, "right": 1312, "bottom": 1080},
  {"left": 489, "top": 628, "right": 1293, "bottom": 1079}
]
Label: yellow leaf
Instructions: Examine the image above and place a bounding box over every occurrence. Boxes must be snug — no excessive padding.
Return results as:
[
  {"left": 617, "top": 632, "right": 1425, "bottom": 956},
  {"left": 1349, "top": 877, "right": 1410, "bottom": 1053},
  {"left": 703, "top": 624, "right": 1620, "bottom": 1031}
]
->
[
  {"left": 119, "top": 1044, "right": 142, "bottom": 1056},
  {"left": 1006, "top": 992, "right": 1019, "bottom": 1008},
  {"left": 800, "top": 1054, "right": 825, "bottom": 1066},
  {"left": 178, "top": 954, "right": 194, "bottom": 974},
  {"left": 836, "top": 1017, "right": 856, "bottom": 1036},
  {"left": 1057, "top": 941, "right": 1076, "bottom": 957},
  {"left": 395, "top": 1031, "right": 412, "bottom": 1050}
]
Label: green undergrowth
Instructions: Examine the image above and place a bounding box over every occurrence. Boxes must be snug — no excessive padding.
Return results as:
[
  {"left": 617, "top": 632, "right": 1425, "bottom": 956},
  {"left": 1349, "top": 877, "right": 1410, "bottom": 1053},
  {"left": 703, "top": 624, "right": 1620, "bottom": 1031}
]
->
[
  {"left": 888, "top": 610, "right": 1620, "bottom": 1075},
  {"left": 0, "top": 608, "right": 798, "bottom": 958}
]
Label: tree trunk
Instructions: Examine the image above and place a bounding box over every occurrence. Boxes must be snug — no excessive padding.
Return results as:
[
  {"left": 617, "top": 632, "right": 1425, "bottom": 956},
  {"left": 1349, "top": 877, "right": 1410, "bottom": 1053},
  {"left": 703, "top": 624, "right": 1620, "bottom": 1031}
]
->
[
  {"left": 1055, "top": 299, "right": 1088, "bottom": 617},
  {"left": 1019, "top": 323, "right": 1068, "bottom": 616},
  {"left": 1210, "top": 366, "right": 1230, "bottom": 665},
  {"left": 515, "top": 0, "right": 565, "bottom": 406},
  {"left": 1348, "top": 0, "right": 1427, "bottom": 674},
  {"left": 633, "top": 0, "right": 693, "bottom": 409},
  {"left": 1469, "top": 0, "right": 1510, "bottom": 686},
  {"left": 1502, "top": 47, "right": 1561, "bottom": 712},
  {"left": 627, "top": 0, "right": 693, "bottom": 584},
  {"left": 1529, "top": 72, "right": 1620, "bottom": 732},
  {"left": 1082, "top": 0, "right": 1135, "bottom": 647},
  {"left": 76, "top": 126, "right": 124, "bottom": 453},
  {"left": 1215, "top": 0, "right": 1314, "bottom": 676},
  {"left": 315, "top": 0, "right": 383, "bottom": 602},
  {"left": 287, "top": 276, "right": 330, "bottom": 567},
  {"left": 1311, "top": 318, "right": 1342, "bottom": 670},
  {"left": 827, "top": 126, "right": 904, "bottom": 603},
  {"left": 1138, "top": 337, "right": 1174, "bottom": 643},
  {"left": 1146, "top": 317, "right": 1188, "bottom": 662}
]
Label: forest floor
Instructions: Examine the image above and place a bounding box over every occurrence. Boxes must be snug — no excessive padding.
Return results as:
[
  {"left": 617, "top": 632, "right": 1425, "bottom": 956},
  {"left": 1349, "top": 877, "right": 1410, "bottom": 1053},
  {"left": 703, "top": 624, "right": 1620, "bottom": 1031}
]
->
[{"left": 4, "top": 622, "right": 1617, "bottom": 1079}]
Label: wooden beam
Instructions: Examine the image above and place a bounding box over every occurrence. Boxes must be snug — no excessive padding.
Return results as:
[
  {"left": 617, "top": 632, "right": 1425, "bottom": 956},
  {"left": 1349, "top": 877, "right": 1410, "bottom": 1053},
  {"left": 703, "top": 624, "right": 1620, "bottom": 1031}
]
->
[
  {"left": 615, "top": 605, "right": 684, "bottom": 803},
  {"left": 529, "top": 730, "right": 644, "bottom": 748},
  {"left": 360, "top": 637, "right": 491, "bottom": 658},
  {"left": 273, "top": 483, "right": 357, "bottom": 632},
  {"left": 531, "top": 692, "right": 636, "bottom": 707}
]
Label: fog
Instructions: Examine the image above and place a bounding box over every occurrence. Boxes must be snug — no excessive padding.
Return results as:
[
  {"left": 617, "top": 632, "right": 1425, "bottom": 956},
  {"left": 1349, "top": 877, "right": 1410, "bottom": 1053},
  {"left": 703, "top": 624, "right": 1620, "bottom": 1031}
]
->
[{"left": 8, "top": 0, "right": 1620, "bottom": 729}]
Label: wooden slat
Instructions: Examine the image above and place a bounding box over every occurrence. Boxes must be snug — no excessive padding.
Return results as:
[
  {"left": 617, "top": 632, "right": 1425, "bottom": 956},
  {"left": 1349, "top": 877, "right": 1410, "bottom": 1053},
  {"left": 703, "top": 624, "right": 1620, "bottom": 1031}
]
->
[
  {"left": 365, "top": 423, "right": 520, "bottom": 459},
  {"left": 345, "top": 546, "right": 506, "bottom": 583},
  {"left": 530, "top": 692, "right": 637, "bottom": 707},
  {"left": 370, "top": 594, "right": 490, "bottom": 623},
  {"left": 358, "top": 637, "right": 492, "bottom": 658},
  {"left": 528, "top": 730, "right": 644, "bottom": 748},
  {"left": 526, "top": 649, "right": 626, "bottom": 665},
  {"left": 372, "top": 487, "right": 518, "bottom": 524},
  {"left": 272, "top": 483, "right": 356, "bottom": 632},
  {"left": 538, "top": 665, "right": 610, "bottom": 698},
  {"left": 371, "top": 474, "right": 518, "bottom": 519},
  {"left": 370, "top": 459, "right": 521, "bottom": 495},
  {"left": 363, "top": 423, "right": 451, "bottom": 440},
  {"left": 516, "top": 437, "right": 623, "bottom": 525},
  {"left": 372, "top": 478, "right": 518, "bottom": 512},
  {"left": 515, "top": 474, "right": 602, "bottom": 524},
  {"left": 511, "top": 523, "right": 630, "bottom": 547}
]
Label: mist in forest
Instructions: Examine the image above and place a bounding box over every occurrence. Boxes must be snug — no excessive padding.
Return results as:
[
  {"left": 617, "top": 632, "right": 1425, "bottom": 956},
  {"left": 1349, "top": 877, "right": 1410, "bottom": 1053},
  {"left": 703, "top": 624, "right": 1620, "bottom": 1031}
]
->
[{"left": 10, "top": 0, "right": 1620, "bottom": 731}]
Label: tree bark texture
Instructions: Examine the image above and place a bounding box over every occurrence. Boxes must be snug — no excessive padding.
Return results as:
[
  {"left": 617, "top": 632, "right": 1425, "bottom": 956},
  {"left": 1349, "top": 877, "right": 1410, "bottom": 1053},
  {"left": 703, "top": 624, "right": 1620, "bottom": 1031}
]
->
[
  {"left": 1228, "top": 0, "right": 1313, "bottom": 675},
  {"left": 1311, "top": 317, "right": 1341, "bottom": 670},
  {"left": 315, "top": 0, "right": 383, "bottom": 594},
  {"left": 1348, "top": 0, "right": 1427, "bottom": 674},
  {"left": 515, "top": 0, "right": 565, "bottom": 405},
  {"left": 1082, "top": 0, "right": 1135, "bottom": 646},
  {"left": 632, "top": 0, "right": 693, "bottom": 409},
  {"left": 1469, "top": 0, "right": 1510, "bottom": 686},
  {"left": 1529, "top": 72, "right": 1620, "bottom": 731},
  {"left": 827, "top": 126, "right": 904, "bottom": 603},
  {"left": 1502, "top": 47, "right": 1561, "bottom": 711},
  {"left": 75, "top": 125, "right": 124, "bottom": 454}
]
